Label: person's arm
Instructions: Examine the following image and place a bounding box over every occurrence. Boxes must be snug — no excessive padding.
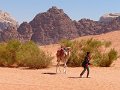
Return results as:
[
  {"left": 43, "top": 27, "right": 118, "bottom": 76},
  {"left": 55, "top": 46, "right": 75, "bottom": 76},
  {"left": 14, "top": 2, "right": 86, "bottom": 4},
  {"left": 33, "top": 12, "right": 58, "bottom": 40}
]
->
[
  {"left": 88, "top": 55, "right": 91, "bottom": 60},
  {"left": 88, "top": 56, "right": 91, "bottom": 65}
]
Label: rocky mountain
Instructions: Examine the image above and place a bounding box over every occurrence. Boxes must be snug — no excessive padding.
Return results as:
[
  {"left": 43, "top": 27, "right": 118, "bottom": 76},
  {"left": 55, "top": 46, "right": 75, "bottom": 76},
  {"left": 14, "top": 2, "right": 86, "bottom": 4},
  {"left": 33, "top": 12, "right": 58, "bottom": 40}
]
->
[
  {"left": 29, "top": 7, "right": 120, "bottom": 45},
  {"left": 29, "top": 6, "right": 79, "bottom": 44},
  {"left": 1, "top": 7, "right": 120, "bottom": 45}
]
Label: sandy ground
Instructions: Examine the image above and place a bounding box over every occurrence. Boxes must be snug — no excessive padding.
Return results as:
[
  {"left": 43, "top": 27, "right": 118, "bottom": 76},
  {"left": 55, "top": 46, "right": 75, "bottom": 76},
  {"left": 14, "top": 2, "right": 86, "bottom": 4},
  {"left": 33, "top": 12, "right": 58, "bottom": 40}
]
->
[
  {"left": 0, "top": 67, "right": 120, "bottom": 90},
  {"left": 0, "top": 31, "right": 120, "bottom": 90}
]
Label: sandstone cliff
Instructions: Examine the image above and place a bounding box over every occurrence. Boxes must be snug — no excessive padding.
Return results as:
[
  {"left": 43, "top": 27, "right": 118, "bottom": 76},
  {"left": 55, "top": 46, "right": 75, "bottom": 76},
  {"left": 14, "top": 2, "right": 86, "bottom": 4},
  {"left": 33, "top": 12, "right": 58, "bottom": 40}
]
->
[
  {"left": 99, "top": 13, "right": 120, "bottom": 23},
  {"left": 30, "top": 6, "right": 79, "bottom": 44},
  {"left": 17, "top": 22, "right": 33, "bottom": 42},
  {"left": 0, "top": 10, "right": 19, "bottom": 42},
  {"left": 1, "top": 7, "right": 120, "bottom": 45}
]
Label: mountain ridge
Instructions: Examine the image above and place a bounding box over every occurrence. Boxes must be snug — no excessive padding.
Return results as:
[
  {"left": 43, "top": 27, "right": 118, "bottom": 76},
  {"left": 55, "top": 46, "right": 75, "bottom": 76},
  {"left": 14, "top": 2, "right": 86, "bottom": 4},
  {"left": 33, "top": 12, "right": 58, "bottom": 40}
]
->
[{"left": 1, "top": 7, "right": 120, "bottom": 45}]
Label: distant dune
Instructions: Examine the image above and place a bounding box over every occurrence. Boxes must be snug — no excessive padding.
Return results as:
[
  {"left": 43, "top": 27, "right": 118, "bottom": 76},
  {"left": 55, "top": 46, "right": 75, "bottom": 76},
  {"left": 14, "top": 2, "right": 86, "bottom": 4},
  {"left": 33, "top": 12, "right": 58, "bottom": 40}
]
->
[{"left": 75, "top": 30, "right": 120, "bottom": 52}]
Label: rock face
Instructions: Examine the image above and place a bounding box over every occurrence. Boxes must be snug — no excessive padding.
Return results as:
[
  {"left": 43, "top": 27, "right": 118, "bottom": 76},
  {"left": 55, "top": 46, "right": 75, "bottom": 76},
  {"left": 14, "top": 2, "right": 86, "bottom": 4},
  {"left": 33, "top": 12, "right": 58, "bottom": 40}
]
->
[
  {"left": 0, "top": 11, "right": 33, "bottom": 43},
  {"left": 75, "top": 16, "right": 120, "bottom": 36},
  {"left": 0, "top": 10, "right": 19, "bottom": 42},
  {"left": 1, "top": 7, "right": 120, "bottom": 45},
  {"left": 30, "top": 6, "right": 79, "bottom": 44},
  {"left": 0, "top": 25, "right": 19, "bottom": 42},
  {"left": 99, "top": 13, "right": 120, "bottom": 23},
  {"left": 74, "top": 19, "right": 100, "bottom": 36},
  {"left": 17, "top": 22, "right": 33, "bottom": 42},
  {"left": 0, "top": 10, "right": 18, "bottom": 30},
  {"left": 29, "top": 7, "right": 120, "bottom": 45}
]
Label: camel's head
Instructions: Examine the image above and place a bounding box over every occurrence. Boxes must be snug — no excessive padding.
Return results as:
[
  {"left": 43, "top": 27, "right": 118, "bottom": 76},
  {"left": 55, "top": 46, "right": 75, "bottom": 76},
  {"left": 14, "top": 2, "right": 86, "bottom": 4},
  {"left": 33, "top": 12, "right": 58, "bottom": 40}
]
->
[{"left": 66, "top": 47, "right": 71, "bottom": 52}]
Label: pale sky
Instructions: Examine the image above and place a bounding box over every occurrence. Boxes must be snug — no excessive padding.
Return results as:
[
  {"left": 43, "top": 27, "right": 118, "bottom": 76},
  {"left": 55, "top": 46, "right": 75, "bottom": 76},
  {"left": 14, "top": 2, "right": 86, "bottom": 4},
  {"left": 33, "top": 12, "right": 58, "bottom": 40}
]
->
[{"left": 0, "top": 0, "right": 120, "bottom": 24}]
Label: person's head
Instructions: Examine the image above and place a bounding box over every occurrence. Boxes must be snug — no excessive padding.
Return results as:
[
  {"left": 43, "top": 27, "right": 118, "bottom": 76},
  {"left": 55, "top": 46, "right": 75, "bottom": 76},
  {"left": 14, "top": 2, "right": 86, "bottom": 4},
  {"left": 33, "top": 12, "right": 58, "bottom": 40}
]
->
[{"left": 86, "top": 52, "right": 90, "bottom": 56}]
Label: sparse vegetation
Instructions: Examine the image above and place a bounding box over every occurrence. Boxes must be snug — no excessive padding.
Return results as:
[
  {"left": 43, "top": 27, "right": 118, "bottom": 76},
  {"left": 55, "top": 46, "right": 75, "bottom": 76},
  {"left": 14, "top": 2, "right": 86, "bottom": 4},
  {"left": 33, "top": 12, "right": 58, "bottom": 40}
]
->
[
  {"left": 0, "top": 38, "right": 118, "bottom": 68},
  {"left": 0, "top": 40, "right": 21, "bottom": 66},
  {"left": 60, "top": 38, "right": 118, "bottom": 67},
  {"left": 16, "top": 41, "right": 53, "bottom": 69},
  {"left": 0, "top": 40, "right": 52, "bottom": 69},
  {"left": 98, "top": 48, "right": 118, "bottom": 67},
  {"left": 0, "top": 43, "right": 7, "bottom": 66},
  {"left": 60, "top": 39, "right": 73, "bottom": 47}
]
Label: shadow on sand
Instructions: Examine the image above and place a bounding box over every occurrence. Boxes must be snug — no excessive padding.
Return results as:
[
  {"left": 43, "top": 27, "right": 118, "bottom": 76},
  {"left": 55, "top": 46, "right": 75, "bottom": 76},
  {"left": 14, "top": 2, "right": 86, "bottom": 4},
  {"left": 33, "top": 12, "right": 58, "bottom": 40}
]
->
[
  {"left": 68, "top": 77, "right": 91, "bottom": 79},
  {"left": 42, "top": 72, "right": 57, "bottom": 75},
  {"left": 68, "top": 77, "right": 81, "bottom": 79}
]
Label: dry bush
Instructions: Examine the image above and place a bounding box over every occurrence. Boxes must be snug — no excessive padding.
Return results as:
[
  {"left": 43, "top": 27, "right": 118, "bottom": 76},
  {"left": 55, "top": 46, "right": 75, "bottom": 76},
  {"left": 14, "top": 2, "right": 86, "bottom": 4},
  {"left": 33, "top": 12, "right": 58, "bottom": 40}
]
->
[{"left": 60, "top": 38, "right": 118, "bottom": 67}]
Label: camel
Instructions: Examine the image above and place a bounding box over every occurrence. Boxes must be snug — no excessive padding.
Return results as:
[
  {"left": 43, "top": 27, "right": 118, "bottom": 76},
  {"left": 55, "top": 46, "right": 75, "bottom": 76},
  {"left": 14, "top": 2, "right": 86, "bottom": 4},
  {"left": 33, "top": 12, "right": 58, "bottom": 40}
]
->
[{"left": 56, "top": 47, "right": 71, "bottom": 74}]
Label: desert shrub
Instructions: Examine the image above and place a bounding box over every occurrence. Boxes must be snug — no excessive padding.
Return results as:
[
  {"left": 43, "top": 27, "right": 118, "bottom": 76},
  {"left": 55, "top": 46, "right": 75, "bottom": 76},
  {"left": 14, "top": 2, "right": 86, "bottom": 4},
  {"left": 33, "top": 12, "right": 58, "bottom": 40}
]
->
[
  {"left": 99, "top": 49, "right": 118, "bottom": 67},
  {"left": 67, "top": 51, "right": 85, "bottom": 67},
  {"left": 67, "top": 40, "right": 84, "bottom": 66},
  {"left": 16, "top": 41, "right": 53, "bottom": 69},
  {"left": 59, "top": 39, "right": 73, "bottom": 47},
  {"left": 0, "top": 40, "right": 21, "bottom": 66},
  {"left": 108, "top": 49, "right": 118, "bottom": 60},
  {"left": 67, "top": 38, "right": 104, "bottom": 67},
  {"left": 0, "top": 43, "right": 7, "bottom": 66},
  {"left": 4, "top": 40, "right": 21, "bottom": 66},
  {"left": 61, "top": 38, "right": 118, "bottom": 67},
  {"left": 0, "top": 40, "right": 53, "bottom": 69},
  {"left": 104, "top": 41, "right": 112, "bottom": 48}
]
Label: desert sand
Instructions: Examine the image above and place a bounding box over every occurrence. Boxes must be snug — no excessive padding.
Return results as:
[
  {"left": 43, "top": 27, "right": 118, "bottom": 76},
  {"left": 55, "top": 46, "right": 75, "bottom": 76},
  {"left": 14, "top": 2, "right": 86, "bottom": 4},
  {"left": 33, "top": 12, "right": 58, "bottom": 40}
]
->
[{"left": 0, "top": 31, "right": 120, "bottom": 90}]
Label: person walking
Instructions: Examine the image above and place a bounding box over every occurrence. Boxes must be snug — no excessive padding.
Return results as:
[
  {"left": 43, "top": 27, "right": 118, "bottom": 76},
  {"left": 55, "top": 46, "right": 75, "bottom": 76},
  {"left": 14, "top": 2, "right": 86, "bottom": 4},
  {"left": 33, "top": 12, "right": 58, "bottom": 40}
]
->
[{"left": 80, "top": 52, "right": 91, "bottom": 78}]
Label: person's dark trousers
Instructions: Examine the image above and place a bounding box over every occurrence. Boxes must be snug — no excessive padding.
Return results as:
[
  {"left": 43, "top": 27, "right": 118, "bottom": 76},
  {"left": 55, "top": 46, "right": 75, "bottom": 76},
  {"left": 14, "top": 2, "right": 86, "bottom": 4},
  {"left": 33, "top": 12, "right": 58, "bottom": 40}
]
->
[{"left": 80, "top": 66, "right": 89, "bottom": 77}]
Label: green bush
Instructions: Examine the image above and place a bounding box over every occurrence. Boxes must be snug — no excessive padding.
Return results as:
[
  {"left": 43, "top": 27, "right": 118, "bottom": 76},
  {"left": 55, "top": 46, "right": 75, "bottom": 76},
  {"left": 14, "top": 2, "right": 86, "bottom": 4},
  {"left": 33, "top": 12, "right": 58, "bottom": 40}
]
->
[
  {"left": 5, "top": 40, "right": 21, "bottom": 66},
  {"left": 99, "top": 49, "right": 118, "bottom": 67},
  {"left": 16, "top": 41, "right": 53, "bottom": 69},
  {"left": 67, "top": 40, "right": 84, "bottom": 66},
  {"left": 59, "top": 39, "right": 73, "bottom": 47},
  {"left": 67, "top": 38, "right": 104, "bottom": 67},
  {"left": 0, "top": 43, "right": 7, "bottom": 66},
  {"left": 61, "top": 38, "right": 118, "bottom": 67},
  {"left": 0, "top": 40, "right": 53, "bottom": 69},
  {"left": 104, "top": 41, "right": 112, "bottom": 48},
  {"left": 0, "top": 40, "right": 21, "bottom": 66}
]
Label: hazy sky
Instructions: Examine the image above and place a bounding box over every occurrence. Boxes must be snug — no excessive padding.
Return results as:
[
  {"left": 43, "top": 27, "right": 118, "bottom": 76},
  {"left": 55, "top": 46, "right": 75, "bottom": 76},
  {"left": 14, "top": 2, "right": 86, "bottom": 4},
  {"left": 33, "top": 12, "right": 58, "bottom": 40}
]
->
[{"left": 0, "top": 0, "right": 120, "bottom": 24}]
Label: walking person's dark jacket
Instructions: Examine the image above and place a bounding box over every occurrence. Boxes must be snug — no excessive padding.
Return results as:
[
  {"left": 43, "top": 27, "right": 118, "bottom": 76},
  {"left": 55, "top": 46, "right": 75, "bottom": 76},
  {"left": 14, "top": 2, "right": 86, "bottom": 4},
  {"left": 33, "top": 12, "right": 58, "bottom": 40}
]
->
[{"left": 82, "top": 56, "right": 90, "bottom": 67}]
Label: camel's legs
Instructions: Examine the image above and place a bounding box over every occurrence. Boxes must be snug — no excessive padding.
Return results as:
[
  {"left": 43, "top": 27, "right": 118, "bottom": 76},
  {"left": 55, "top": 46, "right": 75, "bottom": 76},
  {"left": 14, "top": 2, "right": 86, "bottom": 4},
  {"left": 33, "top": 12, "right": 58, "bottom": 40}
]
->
[
  {"left": 56, "top": 62, "right": 61, "bottom": 73},
  {"left": 63, "top": 62, "right": 67, "bottom": 74}
]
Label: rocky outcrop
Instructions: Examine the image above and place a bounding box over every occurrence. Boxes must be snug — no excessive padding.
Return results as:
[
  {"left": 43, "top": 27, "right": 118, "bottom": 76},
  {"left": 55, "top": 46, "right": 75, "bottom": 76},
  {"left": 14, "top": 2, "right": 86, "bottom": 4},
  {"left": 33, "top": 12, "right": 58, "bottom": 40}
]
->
[
  {"left": 0, "top": 10, "right": 18, "bottom": 30},
  {"left": 30, "top": 6, "right": 79, "bottom": 45},
  {"left": 0, "top": 25, "right": 19, "bottom": 42},
  {"left": 102, "top": 16, "right": 120, "bottom": 31},
  {"left": 75, "top": 16, "right": 120, "bottom": 36},
  {"left": 0, "top": 10, "right": 19, "bottom": 42},
  {"left": 74, "top": 19, "right": 101, "bottom": 36},
  {"left": 17, "top": 22, "right": 33, "bottom": 42},
  {"left": 99, "top": 13, "right": 120, "bottom": 23},
  {"left": 0, "top": 11, "right": 33, "bottom": 43}
]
